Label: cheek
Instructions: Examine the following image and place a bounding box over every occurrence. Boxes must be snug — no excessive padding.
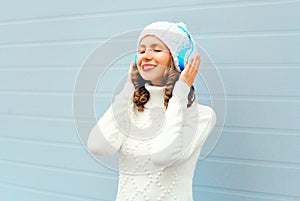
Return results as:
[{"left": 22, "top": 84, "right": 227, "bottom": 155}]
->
[
  {"left": 137, "top": 66, "right": 142, "bottom": 75},
  {"left": 136, "top": 56, "right": 142, "bottom": 67},
  {"left": 158, "top": 55, "right": 171, "bottom": 66}
]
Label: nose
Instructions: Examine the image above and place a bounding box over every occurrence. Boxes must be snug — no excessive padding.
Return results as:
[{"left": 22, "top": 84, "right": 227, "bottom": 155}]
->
[{"left": 141, "top": 49, "right": 153, "bottom": 59}]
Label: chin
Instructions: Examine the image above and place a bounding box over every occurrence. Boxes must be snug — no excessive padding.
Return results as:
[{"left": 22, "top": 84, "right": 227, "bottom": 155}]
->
[
  {"left": 139, "top": 72, "right": 161, "bottom": 81},
  {"left": 141, "top": 76, "right": 156, "bottom": 83}
]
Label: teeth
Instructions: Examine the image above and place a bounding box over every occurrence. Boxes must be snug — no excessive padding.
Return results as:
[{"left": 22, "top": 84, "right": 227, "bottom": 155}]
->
[{"left": 143, "top": 65, "right": 156, "bottom": 70}]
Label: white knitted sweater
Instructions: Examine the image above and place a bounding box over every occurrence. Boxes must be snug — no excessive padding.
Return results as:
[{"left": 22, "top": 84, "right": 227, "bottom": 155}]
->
[{"left": 88, "top": 79, "right": 216, "bottom": 201}]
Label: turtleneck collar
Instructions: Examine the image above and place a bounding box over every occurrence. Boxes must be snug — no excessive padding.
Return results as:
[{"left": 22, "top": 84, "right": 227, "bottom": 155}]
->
[{"left": 144, "top": 83, "right": 166, "bottom": 109}]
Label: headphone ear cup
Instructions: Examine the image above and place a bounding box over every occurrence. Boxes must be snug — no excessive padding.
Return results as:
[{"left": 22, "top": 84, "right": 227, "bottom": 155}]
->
[
  {"left": 133, "top": 54, "right": 138, "bottom": 68},
  {"left": 176, "top": 25, "right": 195, "bottom": 71},
  {"left": 177, "top": 49, "right": 189, "bottom": 71}
]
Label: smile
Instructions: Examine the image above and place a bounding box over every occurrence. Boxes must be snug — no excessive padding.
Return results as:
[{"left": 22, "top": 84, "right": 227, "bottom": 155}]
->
[{"left": 142, "top": 65, "right": 157, "bottom": 72}]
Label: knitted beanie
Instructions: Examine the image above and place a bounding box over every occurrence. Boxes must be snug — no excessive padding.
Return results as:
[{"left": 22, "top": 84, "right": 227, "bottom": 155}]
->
[{"left": 137, "top": 21, "right": 198, "bottom": 72}]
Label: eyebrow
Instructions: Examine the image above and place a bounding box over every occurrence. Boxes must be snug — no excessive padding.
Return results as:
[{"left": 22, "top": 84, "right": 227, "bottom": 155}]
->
[{"left": 138, "top": 43, "right": 164, "bottom": 48}]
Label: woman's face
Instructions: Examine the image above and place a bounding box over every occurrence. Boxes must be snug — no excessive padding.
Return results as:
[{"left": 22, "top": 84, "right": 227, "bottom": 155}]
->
[{"left": 136, "top": 35, "right": 171, "bottom": 86}]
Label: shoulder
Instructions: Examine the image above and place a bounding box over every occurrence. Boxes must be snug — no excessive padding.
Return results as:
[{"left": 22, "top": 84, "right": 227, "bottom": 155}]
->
[{"left": 186, "top": 102, "right": 216, "bottom": 124}]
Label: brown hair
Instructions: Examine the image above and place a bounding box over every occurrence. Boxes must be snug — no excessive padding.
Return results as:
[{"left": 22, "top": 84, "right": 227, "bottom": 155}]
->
[{"left": 131, "top": 58, "right": 195, "bottom": 112}]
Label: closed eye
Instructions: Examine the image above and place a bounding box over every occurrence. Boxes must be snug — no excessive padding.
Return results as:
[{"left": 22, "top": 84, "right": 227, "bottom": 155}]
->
[{"left": 138, "top": 49, "right": 145, "bottom": 54}]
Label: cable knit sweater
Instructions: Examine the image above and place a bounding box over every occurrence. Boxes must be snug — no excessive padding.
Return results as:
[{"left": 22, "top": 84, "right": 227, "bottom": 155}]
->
[{"left": 87, "top": 79, "right": 216, "bottom": 201}]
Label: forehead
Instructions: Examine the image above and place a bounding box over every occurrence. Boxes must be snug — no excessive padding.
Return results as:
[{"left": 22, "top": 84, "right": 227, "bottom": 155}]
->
[{"left": 138, "top": 35, "right": 168, "bottom": 48}]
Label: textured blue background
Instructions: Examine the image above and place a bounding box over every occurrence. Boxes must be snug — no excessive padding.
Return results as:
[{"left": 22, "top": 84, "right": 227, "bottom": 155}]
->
[{"left": 0, "top": 1, "right": 300, "bottom": 201}]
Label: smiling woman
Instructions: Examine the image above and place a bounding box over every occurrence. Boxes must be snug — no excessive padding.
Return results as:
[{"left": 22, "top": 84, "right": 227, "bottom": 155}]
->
[
  {"left": 87, "top": 21, "right": 216, "bottom": 201},
  {"left": 136, "top": 37, "right": 171, "bottom": 86}
]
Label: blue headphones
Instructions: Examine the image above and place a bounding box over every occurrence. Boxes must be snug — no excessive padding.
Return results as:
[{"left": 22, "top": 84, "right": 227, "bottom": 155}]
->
[
  {"left": 133, "top": 54, "right": 138, "bottom": 68},
  {"left": 177, "top": 25, "right": 194, "bottom": 71},
  {"left": 134, "top": 25, "right": 194, "bottom": 70}
]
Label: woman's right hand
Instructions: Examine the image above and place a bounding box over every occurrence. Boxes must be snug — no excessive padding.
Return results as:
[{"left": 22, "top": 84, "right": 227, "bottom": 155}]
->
[
  {"left": 128, "top": 61, "right": 135, "bottom": 74},
  {"left": 127, "top": 61, "right": 135, "bottom": 83}
]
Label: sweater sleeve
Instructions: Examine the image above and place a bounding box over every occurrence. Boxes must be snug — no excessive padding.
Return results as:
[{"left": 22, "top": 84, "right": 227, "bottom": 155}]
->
[
  {"left": 150, "top": 80, "right": 216, "bottom": 167},
  {"left": 87, "top": 78, "right": 134, "bottom": 156}
]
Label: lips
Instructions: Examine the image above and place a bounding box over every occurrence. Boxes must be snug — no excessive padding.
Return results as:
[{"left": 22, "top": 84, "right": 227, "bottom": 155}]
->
[{"left": 141, "top": 64, "right": 157, "bottom": 72}]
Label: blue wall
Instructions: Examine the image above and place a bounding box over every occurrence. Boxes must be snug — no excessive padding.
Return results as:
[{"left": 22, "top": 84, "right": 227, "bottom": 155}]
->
[{"left": 1, "top": 1, "right": 300, "bottom": 200}]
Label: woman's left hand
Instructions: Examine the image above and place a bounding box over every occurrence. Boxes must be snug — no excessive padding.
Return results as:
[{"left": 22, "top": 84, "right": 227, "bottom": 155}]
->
[{"left": 179, "top": 54, "right": 200, "bottom": 87}]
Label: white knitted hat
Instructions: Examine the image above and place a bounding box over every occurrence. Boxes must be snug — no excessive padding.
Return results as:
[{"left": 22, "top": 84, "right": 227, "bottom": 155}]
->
[{"left": 138, "top": 21, "right": 198, "bottom": 72}]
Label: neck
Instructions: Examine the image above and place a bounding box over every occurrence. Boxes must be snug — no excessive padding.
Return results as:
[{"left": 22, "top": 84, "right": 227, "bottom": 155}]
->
[
  {"left": 144, "top": 83, "right": 166, "bottom": 109},
  {"left": 148, "top": 79, "right": 165, "bottom": 87}
]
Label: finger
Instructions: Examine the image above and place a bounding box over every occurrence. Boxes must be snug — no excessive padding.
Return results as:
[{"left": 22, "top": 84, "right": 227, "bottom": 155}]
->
[
  {"left": 128, "top": 61, "right": 134, "bottom": 73},
  {"left": 189, "top": 55, "right": 200, "bottom": 78},
  {"left": 189, "top": 56, "right": 198, "bottom": 73},
  {"left": 194, "top": 55, "right": 200, "bottom": 71},
  {"left": 185, "top": 57, "right": 195, "bottom": 73}
]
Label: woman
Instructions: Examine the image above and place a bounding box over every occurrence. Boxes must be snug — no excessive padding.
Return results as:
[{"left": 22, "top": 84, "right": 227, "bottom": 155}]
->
[{"left": 87, "top": 21, "right": 216, "bottom": 201}]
